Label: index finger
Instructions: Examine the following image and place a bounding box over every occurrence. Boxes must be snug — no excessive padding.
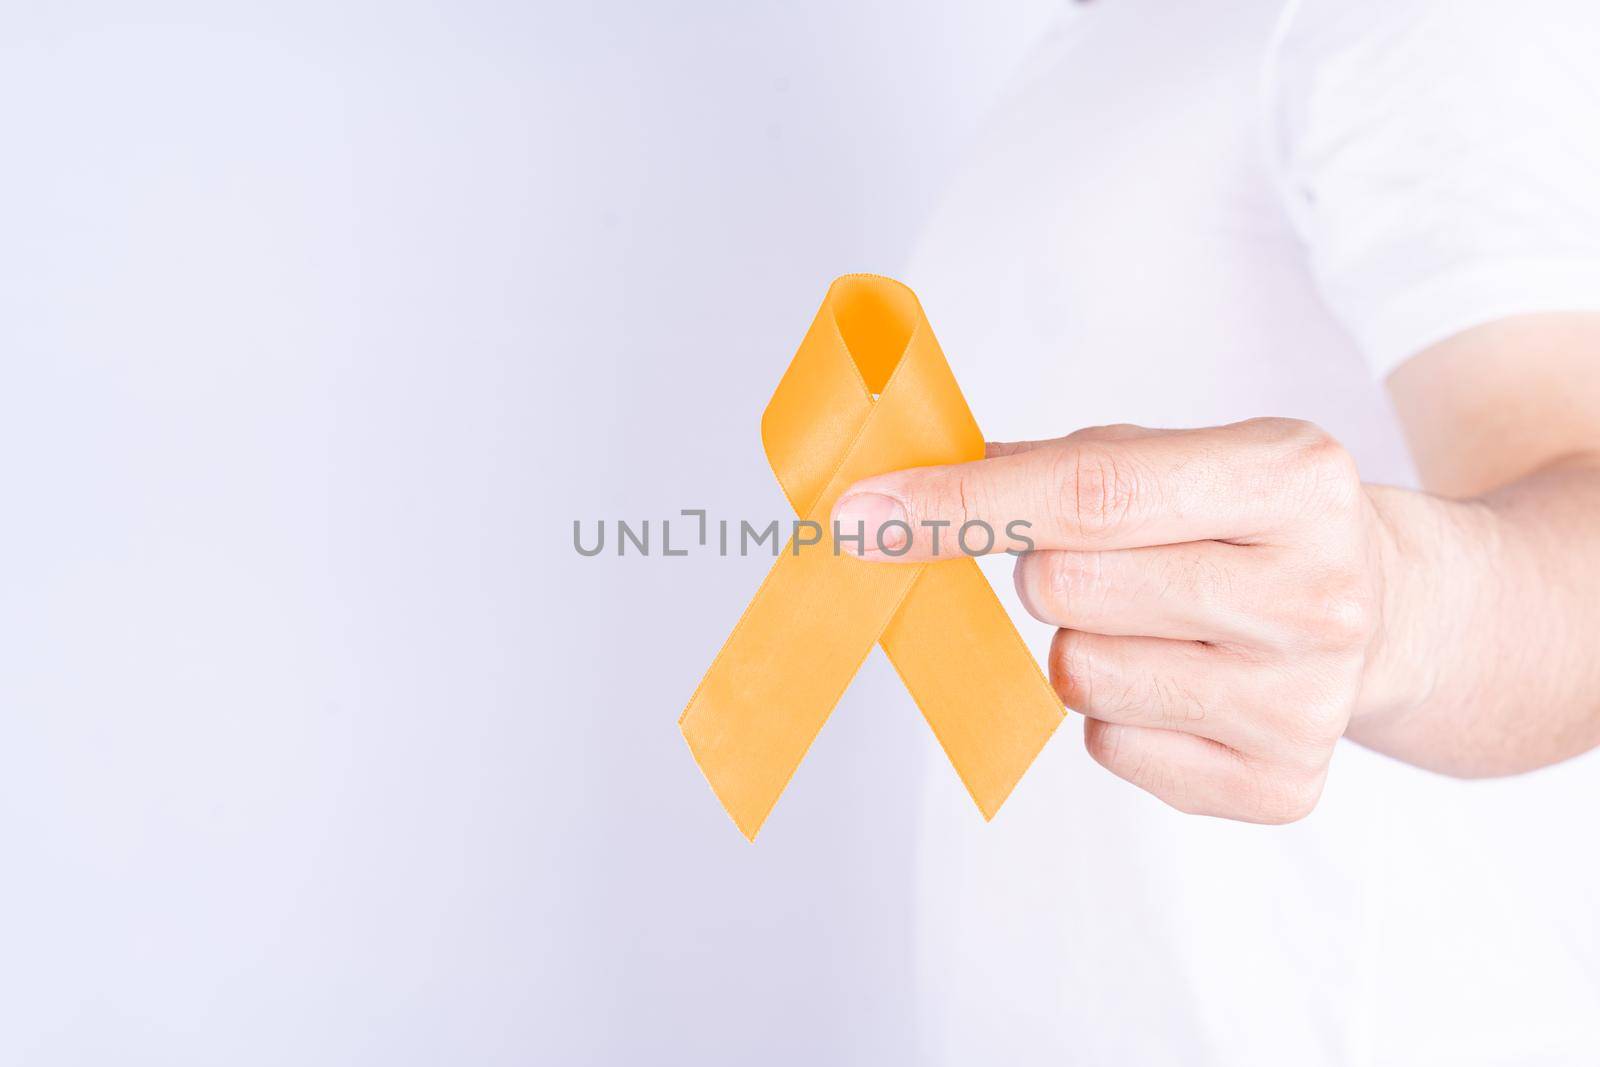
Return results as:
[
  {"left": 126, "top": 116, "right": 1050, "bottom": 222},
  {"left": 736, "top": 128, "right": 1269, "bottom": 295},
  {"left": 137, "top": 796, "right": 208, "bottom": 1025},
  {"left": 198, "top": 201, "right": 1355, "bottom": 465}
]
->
[{"left": 830, "top": 418, "right": 1340, "bottom": 560}]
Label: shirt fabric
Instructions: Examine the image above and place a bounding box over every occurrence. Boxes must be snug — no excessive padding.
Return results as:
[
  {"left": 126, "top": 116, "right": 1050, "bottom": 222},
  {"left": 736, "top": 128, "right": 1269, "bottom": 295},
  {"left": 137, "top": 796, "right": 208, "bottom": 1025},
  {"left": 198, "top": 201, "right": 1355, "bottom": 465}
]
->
[{"left": 905, "top": 1, "right": 1600, "bottom": 1064}]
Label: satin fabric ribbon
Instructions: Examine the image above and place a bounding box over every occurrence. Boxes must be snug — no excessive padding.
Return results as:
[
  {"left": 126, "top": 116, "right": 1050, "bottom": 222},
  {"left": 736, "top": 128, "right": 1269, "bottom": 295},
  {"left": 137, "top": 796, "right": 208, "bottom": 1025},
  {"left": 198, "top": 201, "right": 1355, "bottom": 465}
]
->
[{"left": 681, "top": 275, "right": 1064, "bottom": 840}]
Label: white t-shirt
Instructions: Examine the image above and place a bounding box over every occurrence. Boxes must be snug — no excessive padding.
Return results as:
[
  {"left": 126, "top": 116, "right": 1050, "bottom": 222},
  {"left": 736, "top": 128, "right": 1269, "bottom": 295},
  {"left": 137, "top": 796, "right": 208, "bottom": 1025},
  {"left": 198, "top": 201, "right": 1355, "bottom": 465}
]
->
[{"left": 905, "top": 2, "right": 1600, "bottom": 1064}]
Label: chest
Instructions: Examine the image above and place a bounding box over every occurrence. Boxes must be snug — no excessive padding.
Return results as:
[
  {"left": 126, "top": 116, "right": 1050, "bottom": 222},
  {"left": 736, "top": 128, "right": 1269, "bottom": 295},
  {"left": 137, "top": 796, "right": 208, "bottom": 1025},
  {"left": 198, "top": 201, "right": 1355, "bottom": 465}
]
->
[{"left": 904, "top": 2, "right": 1412, "bottom": 484}]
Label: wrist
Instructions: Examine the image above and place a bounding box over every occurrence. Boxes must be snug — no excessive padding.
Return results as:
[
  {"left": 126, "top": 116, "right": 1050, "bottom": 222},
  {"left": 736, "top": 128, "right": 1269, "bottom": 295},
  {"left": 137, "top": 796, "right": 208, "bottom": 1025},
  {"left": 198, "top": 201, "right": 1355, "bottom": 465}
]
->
[{"left": 1353, "top": 485, "right": 1496, "bottom": 728}]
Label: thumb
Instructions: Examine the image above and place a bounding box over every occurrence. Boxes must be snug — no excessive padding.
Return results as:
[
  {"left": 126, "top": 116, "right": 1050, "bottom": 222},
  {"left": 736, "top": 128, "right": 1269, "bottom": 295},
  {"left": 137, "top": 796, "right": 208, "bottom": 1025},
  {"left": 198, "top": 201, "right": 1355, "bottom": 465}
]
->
[{"left": 830, "top": 449, "right": 1058, "bottom": 562}]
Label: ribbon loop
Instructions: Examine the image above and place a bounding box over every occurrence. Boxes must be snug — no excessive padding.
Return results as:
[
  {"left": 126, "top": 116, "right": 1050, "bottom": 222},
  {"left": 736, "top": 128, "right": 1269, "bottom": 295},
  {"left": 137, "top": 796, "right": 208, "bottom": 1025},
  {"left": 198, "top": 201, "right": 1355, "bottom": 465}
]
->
[{"left": 682, "top": 275, "right": 1064, "bottom": 840}]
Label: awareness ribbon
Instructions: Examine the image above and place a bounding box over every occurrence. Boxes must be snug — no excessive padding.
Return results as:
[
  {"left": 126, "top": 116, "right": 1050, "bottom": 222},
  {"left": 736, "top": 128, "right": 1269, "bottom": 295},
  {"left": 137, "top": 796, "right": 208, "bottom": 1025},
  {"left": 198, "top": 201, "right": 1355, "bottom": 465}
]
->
[{"left": 681, "top": 275, "right": 1065, "bottom": 839}]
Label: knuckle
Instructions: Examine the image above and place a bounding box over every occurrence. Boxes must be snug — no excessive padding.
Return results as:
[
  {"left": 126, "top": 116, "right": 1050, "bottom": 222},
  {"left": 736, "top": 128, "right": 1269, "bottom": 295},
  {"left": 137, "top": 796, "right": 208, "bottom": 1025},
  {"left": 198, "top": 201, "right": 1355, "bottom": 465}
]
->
[
  {"left": 1048, "top": 629, "right": 1090, "bottom": 706},
  {"left": 1059, "top": 638, "right": 1206, "bottom": 731},
  {"left": 1163, "top": 547, "right": 1232, "bottom": 616},
  {"left": 1015, "top": 552, "right": 1064, "bottom": 618},
  {"left": 1253, "top": 664, "right": 1353, "bottom": 758},
  {"left": 1267, "top": 564, "right": 1376, "bottom": 652},
  {"left": 1254, "top": 769, "right": 1326, "bottom": 825},
  {"left": 1150, "top": 673, "right": 1210, "bottom": 730},
  {"left": 1092, "top": 728, "right": 1193, "bottom": 812},
  {"left": 1245, "top": 418, "right": 1360, "bottom": 512},
  {"left": 1051, "top": 630, "right": 1126, "bottom": 717},
  {"left": 1252, "top": 416, "right": 1333, "bottom": 454},
  {"left": 1057, "top": 446, "right": 1143, "bottom": 541},
  {"left": 1291, "top": 427, "right": 1361, "bottom": 510},
  {"left": 1241, "top": 416, "right": 1308, "bottom": 439},
  {"left": 1083, "top": 719, "right": 1122, "bottom": 768},
  {"left": 1037, "top": 550, "right": 1102, "bottom": 617},
  {"left": 1043, "top": 549, "right": 1080, "bottom": 601},
  {"left": 1287, "top": 567, "right": 1376, "bottom": 650},
  {"left": 1317, "top": 585, "right": 1376, "bottom": 648},
  {"left": 1048, "top": 626, "right": 1072, "bottom": 676},
  {"left": 1068, "top": 422, "right": 1144, "bottom": 442},
  {"left": 1156, "top": 766, "right": 1205, "bottom": 816},
  {"left": 1282, "top": 689, "right": 1352, "bottom": 755}
]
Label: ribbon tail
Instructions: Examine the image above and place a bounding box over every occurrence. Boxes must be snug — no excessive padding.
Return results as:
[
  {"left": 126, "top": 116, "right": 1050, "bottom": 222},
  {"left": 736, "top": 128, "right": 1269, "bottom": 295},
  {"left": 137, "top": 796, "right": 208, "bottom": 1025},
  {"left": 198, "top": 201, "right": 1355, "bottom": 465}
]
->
[
  {"left": 680, "top": 545, "right": 920, "bottom": 840},
  {"left": 881, "top": 558, "right": 1065, "bottom": 819}
]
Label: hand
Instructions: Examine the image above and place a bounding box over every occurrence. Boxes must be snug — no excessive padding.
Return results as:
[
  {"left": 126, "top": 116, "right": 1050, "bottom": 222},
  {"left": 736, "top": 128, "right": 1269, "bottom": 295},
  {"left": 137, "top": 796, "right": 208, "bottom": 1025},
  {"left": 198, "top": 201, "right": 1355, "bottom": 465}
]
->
[{"left": 833, "top": 418, "right": 1402, "bottom": 823}]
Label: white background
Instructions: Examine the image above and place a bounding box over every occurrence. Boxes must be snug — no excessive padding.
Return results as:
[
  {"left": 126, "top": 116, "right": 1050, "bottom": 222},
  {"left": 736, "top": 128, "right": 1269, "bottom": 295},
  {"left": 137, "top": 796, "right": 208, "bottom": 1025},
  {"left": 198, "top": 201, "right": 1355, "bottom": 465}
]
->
[{"left": 0, "top": 3, "right": 1060, "bottom": 1063}]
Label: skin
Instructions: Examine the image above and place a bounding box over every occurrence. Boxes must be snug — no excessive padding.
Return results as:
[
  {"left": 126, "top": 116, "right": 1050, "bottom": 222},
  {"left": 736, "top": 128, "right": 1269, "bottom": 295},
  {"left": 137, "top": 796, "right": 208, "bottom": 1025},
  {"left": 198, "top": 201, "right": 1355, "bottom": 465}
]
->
[{"left": 833, "top": 311, "right": 1600, "bottom": 823}]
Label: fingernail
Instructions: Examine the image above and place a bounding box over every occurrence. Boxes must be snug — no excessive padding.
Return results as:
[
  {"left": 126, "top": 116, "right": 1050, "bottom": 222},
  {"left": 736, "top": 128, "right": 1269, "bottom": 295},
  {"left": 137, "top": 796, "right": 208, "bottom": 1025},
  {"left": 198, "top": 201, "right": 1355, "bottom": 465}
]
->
[{"left": 833, "top": 493, "right": 908, "bottom": 554}]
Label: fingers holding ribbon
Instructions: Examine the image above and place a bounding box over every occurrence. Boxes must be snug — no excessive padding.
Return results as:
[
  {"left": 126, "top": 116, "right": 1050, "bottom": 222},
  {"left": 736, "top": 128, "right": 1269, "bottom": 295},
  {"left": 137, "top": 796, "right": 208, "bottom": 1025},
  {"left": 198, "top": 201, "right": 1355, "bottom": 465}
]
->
[
  {"left": 838, "top": 415, "right": 1382, "bottom": 825},
  {"left": 685, "top": 278, "right": 1376, "bottom": 832}
]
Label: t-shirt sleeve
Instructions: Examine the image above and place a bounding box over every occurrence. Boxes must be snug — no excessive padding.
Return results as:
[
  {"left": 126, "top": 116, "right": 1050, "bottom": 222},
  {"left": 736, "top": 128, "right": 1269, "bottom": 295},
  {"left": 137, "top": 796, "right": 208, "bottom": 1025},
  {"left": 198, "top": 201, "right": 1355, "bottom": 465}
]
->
[{"left": 1268, "top": 0, "right": 1600, "bottom": 379}]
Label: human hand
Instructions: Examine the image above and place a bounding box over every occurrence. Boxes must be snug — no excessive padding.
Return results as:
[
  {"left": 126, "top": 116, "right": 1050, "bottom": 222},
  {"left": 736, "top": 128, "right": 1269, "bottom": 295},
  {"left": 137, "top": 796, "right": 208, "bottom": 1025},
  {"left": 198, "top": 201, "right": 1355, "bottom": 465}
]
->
[{"left": 832, "top": 419, "right": 1405, "bottom": 823}]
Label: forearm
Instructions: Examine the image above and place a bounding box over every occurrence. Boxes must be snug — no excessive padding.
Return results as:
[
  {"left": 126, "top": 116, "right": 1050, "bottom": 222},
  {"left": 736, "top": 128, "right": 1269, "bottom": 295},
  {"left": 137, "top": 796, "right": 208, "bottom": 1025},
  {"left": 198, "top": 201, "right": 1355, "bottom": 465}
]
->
[{"left": 1353, "top": 454, "right": 1600, "bottom": 776}]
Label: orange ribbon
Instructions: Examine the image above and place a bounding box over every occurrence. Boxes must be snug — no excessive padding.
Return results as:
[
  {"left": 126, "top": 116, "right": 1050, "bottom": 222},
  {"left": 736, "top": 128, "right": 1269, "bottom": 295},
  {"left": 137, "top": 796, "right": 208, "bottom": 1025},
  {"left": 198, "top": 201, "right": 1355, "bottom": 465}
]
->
[{"left": 681, "top": 275, "right": 1064, "bottom": 839}]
